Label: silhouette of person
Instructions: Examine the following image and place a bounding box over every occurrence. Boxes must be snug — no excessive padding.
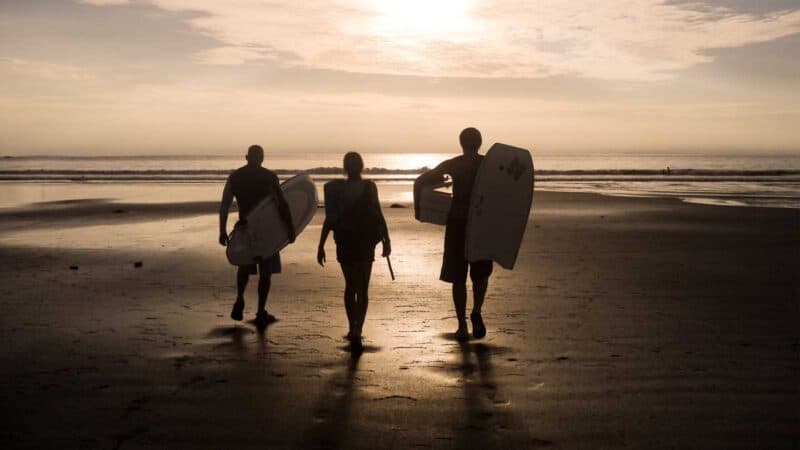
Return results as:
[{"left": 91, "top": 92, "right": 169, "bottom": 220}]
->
[
  {"left": 414, "top": 128, "right": 493, "bottom": 341},
  {"left": 317, "top": 152, "right": 391, "bottom": 342},
  {"left": 219, "top": 145, "right": 295, "bottom": 327}
]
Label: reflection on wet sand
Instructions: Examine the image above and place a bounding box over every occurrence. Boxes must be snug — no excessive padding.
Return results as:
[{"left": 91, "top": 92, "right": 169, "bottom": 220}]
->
[
  {"left": 1, "top": 192, "right": 797, "bottom": 448},
  {"left": 206, "top": 325, "right": 250, "bottom": 354},
  {"left": 206, "top": 319, "right": 274, "bottom": 359},
  {"left": 448, "top": 339, "right": 552, "bottom": 449},
  {"left": 456, "top": 342, "right": 499, "bottom": 450},
  {"left": 303, "top": 346, "right": 365, "bottom": 449}
]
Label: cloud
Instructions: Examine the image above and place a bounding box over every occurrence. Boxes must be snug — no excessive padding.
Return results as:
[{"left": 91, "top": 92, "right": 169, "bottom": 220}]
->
[
  {"left": 78, "top": 0, "right": 130, "bottom": 4},
  {"left": 88, "top": 0, "right": 800, "bottom": 81},
  {"left": 0, "top": 0, "right": 225, "bottom": 85},
  {"left": 666, "top": 0, "right": 800, "bottom": 15},
  {"left": 0, "top": 57, "right": 93, "bottom": 80},
  {"left": 2, "top": 0, "right": 798, "bottom": 154}
]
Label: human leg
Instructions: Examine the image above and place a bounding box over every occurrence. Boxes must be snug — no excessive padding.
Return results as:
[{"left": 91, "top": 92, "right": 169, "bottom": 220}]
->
[
  {"left": 340, "top": 263, "right": 357, "bottom": 337},
  {"left": 470, "top": 276, "right": 488, "bottom": 339},
  {"left": 472, "top": 276, "right": 488, "bottom": 315},
  {"left": 441, "top": 221, "right": 470, "bottom": 340},
  {"left": 353, "top": 261, "right": 373, "bottom": 336},
  {"left": 257, "top": 272, "right": 271, "bottom": 314},
  {"left": 231, "top": 265, "right": 253, "bottom": 321},
  {"left": 237, "top": 266, "right": 251, "bottom": 300},
  {"left": 469, "top": 261, "right": 492, "bottom": 339},
  {"left": 253, "top": 258, "right": 279, "bottom": 326},
  {"left": 452, "top": 283, "right": 469, "bottom": 341}
]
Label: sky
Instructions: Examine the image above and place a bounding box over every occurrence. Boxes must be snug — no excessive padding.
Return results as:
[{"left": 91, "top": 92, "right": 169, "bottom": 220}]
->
[{"left": 1, "top": 0, "right": 799, "bottom": 155}]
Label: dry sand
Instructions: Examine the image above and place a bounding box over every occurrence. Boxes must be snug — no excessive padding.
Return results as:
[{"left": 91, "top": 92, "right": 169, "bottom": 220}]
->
[{"left": 0, "top": 190, "right": 797, "bottom": 449}]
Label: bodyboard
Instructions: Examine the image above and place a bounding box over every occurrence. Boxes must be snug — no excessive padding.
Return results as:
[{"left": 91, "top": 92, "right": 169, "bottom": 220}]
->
[{"left": 465, "top": 143, "right": 534, "bottom": 270}]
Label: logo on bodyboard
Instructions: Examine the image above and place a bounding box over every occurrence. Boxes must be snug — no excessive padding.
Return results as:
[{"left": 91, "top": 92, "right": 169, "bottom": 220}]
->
[{"left": 498, "top": 156, "right": 526, "bottom": 181}]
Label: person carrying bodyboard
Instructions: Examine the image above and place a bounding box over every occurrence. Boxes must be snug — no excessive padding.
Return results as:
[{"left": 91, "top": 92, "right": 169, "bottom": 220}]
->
[{"left": 414, "top": 128, "right": 492, "bottom": 342}]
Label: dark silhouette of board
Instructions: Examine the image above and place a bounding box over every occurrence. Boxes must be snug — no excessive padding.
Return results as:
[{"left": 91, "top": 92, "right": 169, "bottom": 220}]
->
[{"left": 466, "top": 143, "right": 534, "bottom": 269}]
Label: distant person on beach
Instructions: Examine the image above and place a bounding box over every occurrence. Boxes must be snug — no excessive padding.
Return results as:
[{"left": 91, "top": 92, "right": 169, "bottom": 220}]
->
[
  {"left": 219, "top": 145, "right": 295, "bottom": 327},
  {"left": 317, "top": 152, "right": 391, "bottom": 342},
  {"left": 414, "top": 127, "right": 493, "bottom": 341}
]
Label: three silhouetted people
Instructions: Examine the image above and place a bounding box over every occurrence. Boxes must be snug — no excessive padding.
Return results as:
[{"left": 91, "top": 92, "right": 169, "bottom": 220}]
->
[{"left": 221, "top": 131, "right": 494, "bottom": 343}]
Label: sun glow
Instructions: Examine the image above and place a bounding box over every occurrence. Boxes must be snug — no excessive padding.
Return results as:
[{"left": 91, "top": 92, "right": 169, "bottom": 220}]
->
[{"left": 370, "top": 0, "right": 477, "bottom": 41}]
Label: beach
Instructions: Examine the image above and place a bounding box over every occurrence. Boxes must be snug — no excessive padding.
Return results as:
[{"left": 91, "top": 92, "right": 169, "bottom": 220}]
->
[{"left": 0, "top": 189, "right": 797, "bottom": 449}]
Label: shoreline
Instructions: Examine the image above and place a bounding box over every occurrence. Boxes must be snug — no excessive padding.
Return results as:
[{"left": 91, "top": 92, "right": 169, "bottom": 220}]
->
[{"left": 2, "top": 177, "right": 798, "bottom": 210}]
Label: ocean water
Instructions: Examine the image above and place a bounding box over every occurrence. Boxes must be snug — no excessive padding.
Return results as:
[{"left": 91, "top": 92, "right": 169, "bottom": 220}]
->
[{"left": 1, "top": 153, "right": 798, "bottom": 208}]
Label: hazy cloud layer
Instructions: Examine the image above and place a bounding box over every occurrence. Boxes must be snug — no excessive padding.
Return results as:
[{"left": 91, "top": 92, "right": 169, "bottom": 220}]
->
[
  {"left": 0, "top": 57, "right": 93, "bottom": 80},
  {"left": 0, "top": 0, "right": 798, "bottom": 153},
  {"left": 82, "top": 0, "right": 800, "bottom": 81}
]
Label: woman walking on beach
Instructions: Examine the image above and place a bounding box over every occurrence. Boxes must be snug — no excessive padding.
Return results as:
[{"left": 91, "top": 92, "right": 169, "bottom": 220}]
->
[{"left": 317, "top": 152, "right": 391, "bottom": 342}]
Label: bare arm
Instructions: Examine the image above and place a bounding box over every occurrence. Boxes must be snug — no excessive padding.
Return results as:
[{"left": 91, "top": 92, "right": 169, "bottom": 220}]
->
[
  {"left": 413, "top": 161, "right": 448, "bottom": 220},
  {"left": 317, "top": 219, "right": 332, "bottom": 267},
  {"left": 218, "top": 178, "right": 233, "bottom": 246},
  {"left": 273, "top": 176, "right": 296, "bottom": 243},
  {"left": 369, "top": 182, "right": 390, "bottom": 241},
  {"left": 370, "top": 182, "right": 392, "bottom": 257},
  {"left": 317, "top": 185, "right": 337, "bottom": 266}
]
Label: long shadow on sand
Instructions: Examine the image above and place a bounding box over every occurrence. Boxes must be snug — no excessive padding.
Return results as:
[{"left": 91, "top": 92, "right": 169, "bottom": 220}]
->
[
  {"left": 438, "top": 335, "right": 554, "bottom": 449},
  {"left": 300, "top": 344, "right": 372, "bottom": 450},
  {"left": 206, "top": 325, "right": 252, "bottom": 357},
  {"left": 206, "top": 320, "right": 276, "bottom": 359}
]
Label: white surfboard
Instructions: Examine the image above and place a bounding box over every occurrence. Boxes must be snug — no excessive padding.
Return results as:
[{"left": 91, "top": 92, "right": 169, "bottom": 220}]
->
[
  {"left": 465, "top": 143, "right": 534, "bottom": 270},
  {"left": 226, "top": 173, "right": 318, "bottom": 266}
]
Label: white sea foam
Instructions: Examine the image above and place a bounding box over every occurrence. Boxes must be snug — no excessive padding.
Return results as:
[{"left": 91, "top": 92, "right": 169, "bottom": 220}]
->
[{"left": 1, "top": 153, "right": 798, "bottom": 208}]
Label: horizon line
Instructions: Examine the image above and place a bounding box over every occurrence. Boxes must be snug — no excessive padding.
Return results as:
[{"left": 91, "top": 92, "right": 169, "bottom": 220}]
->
[{"left": 3, "top": 150, "right": 800, "bottom": 159}]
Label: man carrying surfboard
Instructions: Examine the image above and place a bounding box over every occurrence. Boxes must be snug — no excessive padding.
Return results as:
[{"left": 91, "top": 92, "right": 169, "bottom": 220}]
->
[
  {"left": 219, "top": 145, "right": 296, "bottom": 327},
  {"left": 414, "top": 128, "right": 493, "bottom": 341}
]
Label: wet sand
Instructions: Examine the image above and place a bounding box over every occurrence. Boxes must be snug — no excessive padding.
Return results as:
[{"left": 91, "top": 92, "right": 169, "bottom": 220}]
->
[{"left": 0, "top": 191, "right": 797, "bottom": 449}]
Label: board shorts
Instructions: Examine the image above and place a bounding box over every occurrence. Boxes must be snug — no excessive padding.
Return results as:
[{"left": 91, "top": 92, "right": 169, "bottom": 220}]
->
[
  {"left": 440, "top": 219, "right": 493, "bottom": 284},
  {"left": 242, "top": 253, "right": 281, "bottom": 276}
]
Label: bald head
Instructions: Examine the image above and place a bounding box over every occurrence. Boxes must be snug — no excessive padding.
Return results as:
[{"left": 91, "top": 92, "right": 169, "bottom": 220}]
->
[{"left": 246, "top": 145, "right": 264, "bottom": 166}]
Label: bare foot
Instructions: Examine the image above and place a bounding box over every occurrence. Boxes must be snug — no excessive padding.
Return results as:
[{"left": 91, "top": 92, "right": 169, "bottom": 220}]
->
[
  {"left": 254, "top": 310, "right": 276, "bottom": 328},
  {"left": 470, "top": 312, "right": 486, "bottom": 339},
  {"left": 455, "top": 324, "right": 469, "bottom": 342},
  {"left": 230, "top": 299, "right": 244, "bottom": 321}
]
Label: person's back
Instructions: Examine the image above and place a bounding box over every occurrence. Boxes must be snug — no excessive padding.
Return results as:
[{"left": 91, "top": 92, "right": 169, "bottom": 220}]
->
[
  {"left": 341, "top": 180, "right": 367, "bottom": 213},
  {"left": 323, "top": 176, "right": 387, "bottom": 262},
  {"left": 228, "top": 164, "right": 279, "bottom": 218},
  {"left": 441, "top": 153, "right": 484, "bottom": 222},
  {"left": 323, "top": 178, "right": 368, "bottom": 228}
]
